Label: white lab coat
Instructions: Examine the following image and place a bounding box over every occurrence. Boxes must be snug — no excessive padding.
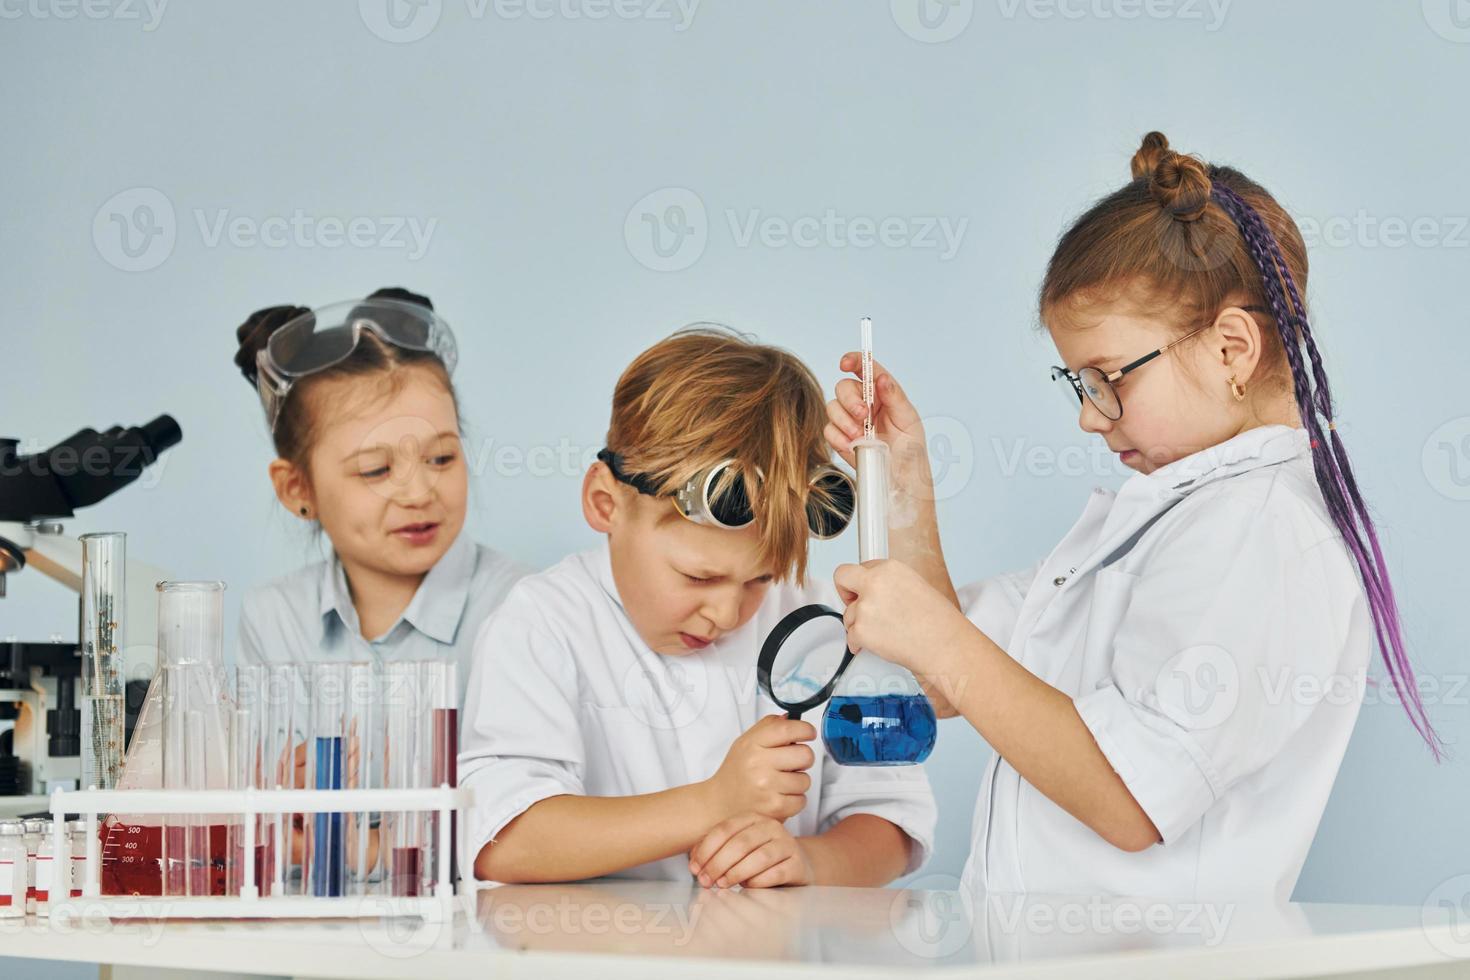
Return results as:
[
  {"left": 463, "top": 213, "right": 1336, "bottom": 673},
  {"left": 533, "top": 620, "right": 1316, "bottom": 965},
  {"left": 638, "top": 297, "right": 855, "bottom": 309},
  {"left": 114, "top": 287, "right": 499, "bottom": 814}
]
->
[
  {"left": 958, "top": 424, "right": 1371, "bottom": 902},
  {"left": 459, "top": 543, "right": 937, "bottom": 881}
]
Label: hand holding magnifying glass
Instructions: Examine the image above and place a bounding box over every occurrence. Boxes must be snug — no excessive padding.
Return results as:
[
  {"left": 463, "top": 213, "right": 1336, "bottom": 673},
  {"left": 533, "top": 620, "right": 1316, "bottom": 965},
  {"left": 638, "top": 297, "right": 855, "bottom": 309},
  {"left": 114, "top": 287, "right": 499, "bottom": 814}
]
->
[{"left": 704, "top": 715, "right": 816, "bottom": 823}]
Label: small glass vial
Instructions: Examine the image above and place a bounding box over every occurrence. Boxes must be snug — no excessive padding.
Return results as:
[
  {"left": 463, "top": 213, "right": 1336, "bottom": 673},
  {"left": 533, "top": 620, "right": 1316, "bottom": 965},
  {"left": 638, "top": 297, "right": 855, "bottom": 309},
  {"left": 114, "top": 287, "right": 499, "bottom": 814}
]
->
[
  {"left": 22, "top": 818, "right": 44, "bottom": 914},
  {"left": 68, "top": 821, "right": 88, "bottom": 898},
  {"left": 0, "top": 822, "right": 26, "bottom": 918},
  {"left": 34, "top": 820, "right": 55, "bottom": 916}
]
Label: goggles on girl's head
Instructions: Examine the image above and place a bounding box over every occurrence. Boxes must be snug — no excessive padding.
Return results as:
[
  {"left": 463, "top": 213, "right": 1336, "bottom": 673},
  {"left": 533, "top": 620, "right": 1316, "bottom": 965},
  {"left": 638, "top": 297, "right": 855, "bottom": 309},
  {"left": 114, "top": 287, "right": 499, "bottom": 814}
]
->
[
  {"left": 255, "top": 297, "right": 458, "bottom": 429},
  {"left": 596, "top": 449, "right": 855, "bottom": 540}
]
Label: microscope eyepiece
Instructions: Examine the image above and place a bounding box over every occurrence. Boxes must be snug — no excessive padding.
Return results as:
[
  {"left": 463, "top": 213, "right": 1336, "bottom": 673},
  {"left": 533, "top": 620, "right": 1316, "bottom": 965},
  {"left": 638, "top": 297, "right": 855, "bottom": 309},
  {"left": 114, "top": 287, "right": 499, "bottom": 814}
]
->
[{"left": 0, "top": 414, "right": 183, "bottom": 521}]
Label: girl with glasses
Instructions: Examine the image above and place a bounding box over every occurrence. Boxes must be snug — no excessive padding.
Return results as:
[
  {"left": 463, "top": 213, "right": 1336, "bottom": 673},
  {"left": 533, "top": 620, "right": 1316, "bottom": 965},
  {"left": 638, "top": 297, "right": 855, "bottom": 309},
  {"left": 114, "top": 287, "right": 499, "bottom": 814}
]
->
[{"left": 824, "top": 132, "right": 1438, "bottom": 902}]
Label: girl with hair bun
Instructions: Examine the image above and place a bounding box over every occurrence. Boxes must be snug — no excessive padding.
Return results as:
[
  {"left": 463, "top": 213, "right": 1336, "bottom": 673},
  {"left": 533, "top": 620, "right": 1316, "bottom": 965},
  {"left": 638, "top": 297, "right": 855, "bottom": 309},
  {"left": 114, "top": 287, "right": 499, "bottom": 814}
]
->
[
  {"left": 233, "top": 287, "right": 529, "bottom": 701},
  {"left": 828, "top": 133, "right": 1437, "bottom": 900}
]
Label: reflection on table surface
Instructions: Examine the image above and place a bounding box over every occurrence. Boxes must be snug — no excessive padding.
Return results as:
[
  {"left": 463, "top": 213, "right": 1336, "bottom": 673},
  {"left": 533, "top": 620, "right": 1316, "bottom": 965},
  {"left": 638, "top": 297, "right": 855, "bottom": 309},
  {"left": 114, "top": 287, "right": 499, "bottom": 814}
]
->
[
  {"left": 462, "top": 877, "right": 1454, "bottom": 968},
  {"left": 10, "top": 877, "right": 1462, "bottom": 977}
]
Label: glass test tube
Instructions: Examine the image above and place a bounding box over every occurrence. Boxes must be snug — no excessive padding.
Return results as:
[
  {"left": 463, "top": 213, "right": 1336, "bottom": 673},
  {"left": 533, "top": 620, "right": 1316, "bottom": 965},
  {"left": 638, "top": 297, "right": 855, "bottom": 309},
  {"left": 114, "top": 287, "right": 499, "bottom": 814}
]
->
[
  {"left": 160, "top": 663, "right": 188, "bottom": 897},
  {"left": 232, "top": 663, "right": 291, "bottom": 897},
  {"left": 854, "top": 439, "right": 891, "bottom": 562},
  {"left": 423, "top": 660, "right": 459, "bottom": 893},
  {"left": 79, "top": 532, "right": 126, "bottom": 791},
  {"left": 308, "top": 663, "right": 346, "bottom": 897},
  {"left": 0, "top": 822, "right": 25, "bottom": 917},
  {"left": 66, "top": 820, "right": 87, "bottom": 899},
  {"left": 345, "top": 662, "right": 381, "bottom": 894},
  {"left": 184, "top": 709, "right": 212, "bottom": 896},
  {"left": 265, "top": 663, "right": 305, "bottom": 896},
  {"left": 384, "top": 662, "right": 426, "bottom": 897}
]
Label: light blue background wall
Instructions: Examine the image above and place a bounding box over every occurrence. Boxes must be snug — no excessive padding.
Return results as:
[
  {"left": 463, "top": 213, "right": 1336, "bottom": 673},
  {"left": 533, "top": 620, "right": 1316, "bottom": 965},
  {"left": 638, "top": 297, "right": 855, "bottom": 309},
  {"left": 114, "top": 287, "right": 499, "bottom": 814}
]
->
[{"left": 3, "top": 4, "right": 1467, "bottom": 951}]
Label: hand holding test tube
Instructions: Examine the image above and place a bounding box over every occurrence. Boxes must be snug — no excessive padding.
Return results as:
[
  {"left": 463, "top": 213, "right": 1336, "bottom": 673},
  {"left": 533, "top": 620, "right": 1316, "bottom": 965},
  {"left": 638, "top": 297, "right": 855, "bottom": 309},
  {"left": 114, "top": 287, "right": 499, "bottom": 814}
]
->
[
  {"left": 825, "top": 317, "right": 963, "bottom": 718},
  {"left": 824, "top": 327, "right": 942, "bottom": 521}
]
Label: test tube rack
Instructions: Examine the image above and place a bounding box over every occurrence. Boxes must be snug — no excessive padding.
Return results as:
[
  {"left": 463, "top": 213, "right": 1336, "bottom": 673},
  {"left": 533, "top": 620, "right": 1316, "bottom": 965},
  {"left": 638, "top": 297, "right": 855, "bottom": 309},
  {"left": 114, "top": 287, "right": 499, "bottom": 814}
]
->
[{"left": 45, "top": 784, "right": 469, "bottom": 921}]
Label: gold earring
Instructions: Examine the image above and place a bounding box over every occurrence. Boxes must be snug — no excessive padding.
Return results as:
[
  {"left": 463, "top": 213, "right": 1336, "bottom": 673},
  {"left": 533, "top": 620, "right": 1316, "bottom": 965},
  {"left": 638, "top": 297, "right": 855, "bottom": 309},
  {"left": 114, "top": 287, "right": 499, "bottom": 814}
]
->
[{"left": 1229, "top": 376, "right": 1246, "bottom": 402}]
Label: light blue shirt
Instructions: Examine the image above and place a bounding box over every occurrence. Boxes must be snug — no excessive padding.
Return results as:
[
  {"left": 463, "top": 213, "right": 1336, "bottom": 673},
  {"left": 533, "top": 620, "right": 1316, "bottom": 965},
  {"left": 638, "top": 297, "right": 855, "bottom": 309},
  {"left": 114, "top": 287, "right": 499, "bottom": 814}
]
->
[{"left": 237, "top": 530, "right": 531, "bottom": 705}]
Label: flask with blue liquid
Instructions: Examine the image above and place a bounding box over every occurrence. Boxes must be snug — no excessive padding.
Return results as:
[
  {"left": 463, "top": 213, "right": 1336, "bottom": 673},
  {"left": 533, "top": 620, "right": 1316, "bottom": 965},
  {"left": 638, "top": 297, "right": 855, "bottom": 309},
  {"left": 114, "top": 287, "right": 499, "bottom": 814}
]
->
[
  {"left": 754, "top": 317, "right": 937, "bottom": 766},
  {"left": 821, "top": 651, "right": 937, "bottom": 766},
  {"left": 757, "top": 604, "right": 938, "bottom": 767}
]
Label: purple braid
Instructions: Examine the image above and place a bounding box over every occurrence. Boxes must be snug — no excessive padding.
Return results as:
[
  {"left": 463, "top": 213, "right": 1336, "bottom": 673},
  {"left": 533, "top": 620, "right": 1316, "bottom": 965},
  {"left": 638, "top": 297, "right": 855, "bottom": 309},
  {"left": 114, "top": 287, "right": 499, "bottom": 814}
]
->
[{"left": 1210, "top": 181, "right": 1442, "bottom": 757}]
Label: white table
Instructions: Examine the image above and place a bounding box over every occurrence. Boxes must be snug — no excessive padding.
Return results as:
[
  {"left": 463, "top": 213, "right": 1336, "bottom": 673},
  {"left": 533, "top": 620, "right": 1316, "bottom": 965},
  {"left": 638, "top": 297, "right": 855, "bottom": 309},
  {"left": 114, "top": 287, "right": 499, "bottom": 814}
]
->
[{"left": 2, "top": 880, "right": 1467, "bottom": 980}]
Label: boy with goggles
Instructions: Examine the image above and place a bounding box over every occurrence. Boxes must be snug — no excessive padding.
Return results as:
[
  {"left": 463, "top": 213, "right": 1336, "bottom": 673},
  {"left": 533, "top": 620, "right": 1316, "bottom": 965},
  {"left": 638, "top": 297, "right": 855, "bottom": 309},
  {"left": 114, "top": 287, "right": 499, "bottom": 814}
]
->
[
  {"left": 460, "top": 326, "right": 934, "bottom": 888},
  {"left": 594, "top": 449, "right": 856, "bottom": 539}
]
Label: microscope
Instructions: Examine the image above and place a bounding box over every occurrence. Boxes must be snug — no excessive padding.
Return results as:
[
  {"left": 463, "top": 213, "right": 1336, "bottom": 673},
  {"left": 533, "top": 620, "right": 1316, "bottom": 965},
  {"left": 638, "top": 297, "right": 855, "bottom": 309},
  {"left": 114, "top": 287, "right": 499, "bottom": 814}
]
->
[{"left": 0, "top": 416, "right": 180, "bottom": 805}]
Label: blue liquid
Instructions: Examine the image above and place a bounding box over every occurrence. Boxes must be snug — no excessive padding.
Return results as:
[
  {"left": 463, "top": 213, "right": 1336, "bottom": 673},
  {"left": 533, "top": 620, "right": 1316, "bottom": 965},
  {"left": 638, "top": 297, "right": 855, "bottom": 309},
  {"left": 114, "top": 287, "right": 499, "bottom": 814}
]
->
[
  {"left": 312, "top": 736, "right": 344, "bottom": 897},
  {"left": 822, "top": 695, "right": 937, "bottom": 766}
]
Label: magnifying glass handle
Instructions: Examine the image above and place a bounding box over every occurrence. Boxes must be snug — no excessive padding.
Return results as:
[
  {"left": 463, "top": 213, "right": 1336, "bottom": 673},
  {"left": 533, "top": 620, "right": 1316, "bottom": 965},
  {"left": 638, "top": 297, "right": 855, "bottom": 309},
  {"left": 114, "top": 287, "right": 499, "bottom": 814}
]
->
[{"left": 785, "top": 708, "right": 803, "bottom": 720}]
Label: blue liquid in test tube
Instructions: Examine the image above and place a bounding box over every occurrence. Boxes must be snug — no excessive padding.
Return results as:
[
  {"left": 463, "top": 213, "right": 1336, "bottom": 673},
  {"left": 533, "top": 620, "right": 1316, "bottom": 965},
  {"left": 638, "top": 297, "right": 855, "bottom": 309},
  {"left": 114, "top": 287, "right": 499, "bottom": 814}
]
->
[{"left": 312, "top": 735, "right": 344, "bottom": 897}]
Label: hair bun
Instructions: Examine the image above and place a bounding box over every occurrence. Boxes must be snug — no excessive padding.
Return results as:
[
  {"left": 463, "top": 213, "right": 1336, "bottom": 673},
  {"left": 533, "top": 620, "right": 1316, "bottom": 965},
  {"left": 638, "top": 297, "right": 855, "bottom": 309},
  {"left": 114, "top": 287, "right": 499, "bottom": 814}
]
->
[
  {"left": 233, "top": 304, "right": 311, "bottom": 387},
  {"left": 367, "top": 286, "right": 433, "bottom": 311},
  {"left": 1130, "top": 130, "right": 1211, "bottom": 223}
]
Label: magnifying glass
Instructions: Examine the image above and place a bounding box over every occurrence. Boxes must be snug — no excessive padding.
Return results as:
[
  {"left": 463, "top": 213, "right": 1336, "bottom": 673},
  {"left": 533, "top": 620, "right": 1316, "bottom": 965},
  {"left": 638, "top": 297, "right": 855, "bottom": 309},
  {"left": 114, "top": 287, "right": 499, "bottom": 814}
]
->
[{"left": 756, "top": 604, "right": 855, "bottom": 720}]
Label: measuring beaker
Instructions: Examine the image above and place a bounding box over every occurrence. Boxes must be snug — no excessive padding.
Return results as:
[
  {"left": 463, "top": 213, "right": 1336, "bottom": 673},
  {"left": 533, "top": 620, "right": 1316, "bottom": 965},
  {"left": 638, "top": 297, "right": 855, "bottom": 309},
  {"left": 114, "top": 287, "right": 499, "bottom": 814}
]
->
[{"left": 104, "top": 581, "right": 232, "bottom": 897}]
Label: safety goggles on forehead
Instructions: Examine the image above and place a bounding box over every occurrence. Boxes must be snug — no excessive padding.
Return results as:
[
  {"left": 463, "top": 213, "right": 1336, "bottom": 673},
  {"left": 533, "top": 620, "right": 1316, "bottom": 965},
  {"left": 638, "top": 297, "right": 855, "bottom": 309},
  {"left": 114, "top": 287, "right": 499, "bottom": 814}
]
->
[
  {"left": 596, "top": 449, "right": 856, "bottom": 540},
  {"left": 255, "top": 297, "right": 458, "bottom": 429}
]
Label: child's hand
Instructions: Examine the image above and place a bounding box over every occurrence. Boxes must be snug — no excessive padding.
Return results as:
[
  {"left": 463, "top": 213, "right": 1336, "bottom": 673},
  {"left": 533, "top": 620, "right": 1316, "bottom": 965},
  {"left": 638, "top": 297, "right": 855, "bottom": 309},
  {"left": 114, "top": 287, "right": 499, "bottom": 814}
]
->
[
  {"left": 706, "top": 715, "right": 815, "bottom": 823},
  {"left": 825, "top": 354, "right": 935, "bottom": 506},
  {"left": 835, "top": 559, "right": 971, "bottom": 677},
  {"left": 688, "top": 813, "right": 813, "bottom": 889}
]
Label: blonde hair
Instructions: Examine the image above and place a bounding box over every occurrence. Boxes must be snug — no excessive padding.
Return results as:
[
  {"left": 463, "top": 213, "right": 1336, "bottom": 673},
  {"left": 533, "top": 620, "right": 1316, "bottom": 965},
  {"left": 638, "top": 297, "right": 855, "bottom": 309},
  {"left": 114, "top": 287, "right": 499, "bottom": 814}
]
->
[{"left": 606, "top": 325, "right": 836, "bottom": 583}]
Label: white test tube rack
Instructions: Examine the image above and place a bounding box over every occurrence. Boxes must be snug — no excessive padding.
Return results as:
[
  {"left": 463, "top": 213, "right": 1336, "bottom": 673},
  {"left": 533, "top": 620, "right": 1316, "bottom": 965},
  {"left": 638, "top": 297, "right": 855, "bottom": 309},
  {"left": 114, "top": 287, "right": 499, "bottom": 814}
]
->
[{"left": 45, "top": 785, "right": 470, "bottom": 921}]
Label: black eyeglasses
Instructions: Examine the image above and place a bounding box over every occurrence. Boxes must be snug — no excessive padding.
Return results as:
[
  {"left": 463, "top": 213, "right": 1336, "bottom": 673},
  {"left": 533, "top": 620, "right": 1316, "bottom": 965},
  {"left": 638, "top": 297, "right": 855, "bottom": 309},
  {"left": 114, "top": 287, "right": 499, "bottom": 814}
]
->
[{"left": 1049, "top": 309, "right": 1267, "bottom": 421}]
